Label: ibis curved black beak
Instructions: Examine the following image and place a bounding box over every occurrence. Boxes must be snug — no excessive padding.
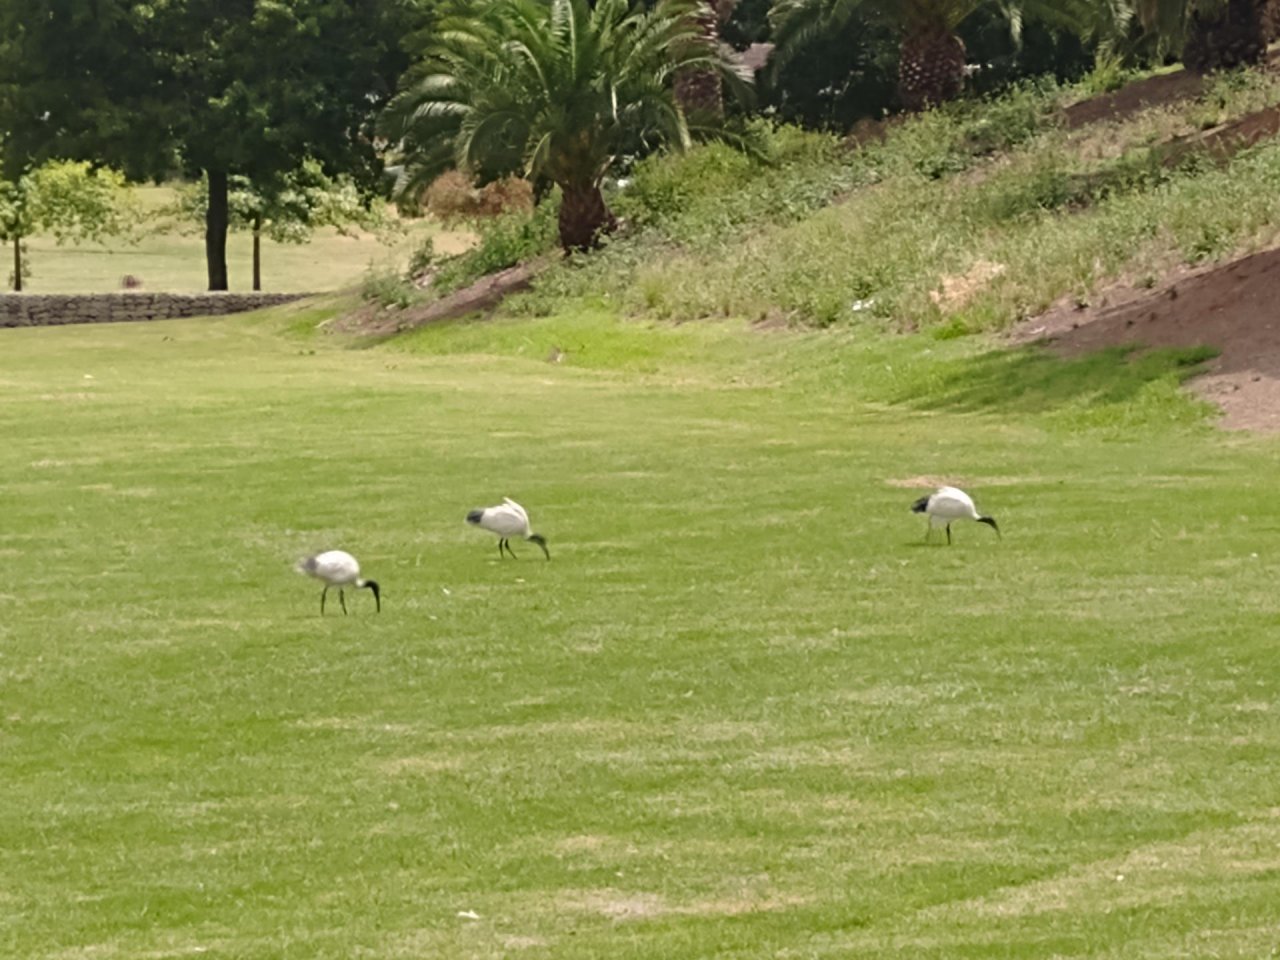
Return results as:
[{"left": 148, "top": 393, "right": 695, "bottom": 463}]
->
[
  {"left": 528, "top": 533, "right": 550, "bottom": 560},
  {"left": 364, "top": 580, "right": 382, "bottom": 611},
  {"left": 978, "top": 516, "right": 1000, "bottom": 539}
]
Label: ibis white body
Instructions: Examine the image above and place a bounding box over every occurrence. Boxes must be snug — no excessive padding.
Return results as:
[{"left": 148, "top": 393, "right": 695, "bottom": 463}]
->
[
  {"left": 466, "top": 497, "right": 550, "bottom": 559},
  {"left": 297, "top": 550, "right": 381, "bottom": 614},
  {"left": 911, "top": 486, "right": 999, "bottom": 545}
]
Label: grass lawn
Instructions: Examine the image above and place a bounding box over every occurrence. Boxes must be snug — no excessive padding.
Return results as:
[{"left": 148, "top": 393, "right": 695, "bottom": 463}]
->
[
  {"left": 15, "top": 186, "right": 474, "bottom": 295},
  {"left": 2, "top": 303, "right": 1279, "bottom": 959}
]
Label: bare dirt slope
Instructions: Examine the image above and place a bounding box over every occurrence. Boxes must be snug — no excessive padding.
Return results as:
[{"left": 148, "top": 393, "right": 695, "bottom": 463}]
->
[
  {"left": 1012, "top": 246, "right": 1280, "bottom": 431},
  {"left": 1062, "top": 48, "right": 1280, "bottom": 129}
]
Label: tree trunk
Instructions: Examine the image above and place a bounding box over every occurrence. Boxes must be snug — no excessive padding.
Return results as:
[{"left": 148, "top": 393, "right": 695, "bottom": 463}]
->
[
  {"left": 1184, "top": 0, "right": 1267, "bottom": 72},
  {"left": 252, "top": 213, "right": 262, "bottom": 292},
  {"left": 898, "top": 27, "right": 967, "bottom": 113},
  {"left": 205, "top": 169, "right": 229, "bottom": 291},
  {"left": 674, "top": 2, "right": 730, "bottom": 122},
  {"left": 674, "top": 0, "right": 739, "bottom": 122},
  {"left": 557, "top": 183, "right": 617, "bottom": 253},
  {"left": 1261, "top": 0, "right": 1280, "bottom": 41},
  {"left": 12, "top": 236, "right": 21, "bottom": 292}
]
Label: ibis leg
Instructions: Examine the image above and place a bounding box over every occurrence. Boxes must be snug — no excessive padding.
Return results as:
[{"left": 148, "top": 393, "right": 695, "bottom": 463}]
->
[
  {"left": 339, "top": 589, "right": 348, "bottom": 615},
  {"left": 946, "top": 524, "right": 952, "bottom": 545},
  {"left": 320, "top": 586, "right": 328, "bottom": 615}
]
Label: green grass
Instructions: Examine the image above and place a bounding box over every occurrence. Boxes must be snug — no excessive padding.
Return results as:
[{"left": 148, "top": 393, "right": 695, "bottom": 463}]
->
[
  {"left": 16, "top": 186, "right": 474, "bottom": 295},
  {"left": 3, "top": 303, "right": 1280, "bottom": 959}
]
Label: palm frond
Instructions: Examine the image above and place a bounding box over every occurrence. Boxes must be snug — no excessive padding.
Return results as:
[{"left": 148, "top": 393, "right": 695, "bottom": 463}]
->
[{"left": 380, "top": 0, "right": 752, "bottom": 206}]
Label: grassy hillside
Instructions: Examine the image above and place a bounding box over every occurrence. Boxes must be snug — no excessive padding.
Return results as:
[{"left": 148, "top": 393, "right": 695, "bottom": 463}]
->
[
  {"left": 2, "top": 298, "right": 1278, "bottom": 958},
  {"left": 398, "top": 66, "right": 1280, "bottom": 339}
]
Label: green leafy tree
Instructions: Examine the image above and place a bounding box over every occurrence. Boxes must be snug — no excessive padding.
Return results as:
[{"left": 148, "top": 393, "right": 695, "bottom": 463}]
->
[
  {"left": 380, "top": 0, "right": 752, "bottom": 253},
  {"left": 168, "top": 162, "right": 394, "bottom": 291},
  {"left": 0, "top": 0, "right": 418, "bottom": 291},
  {"left": 0, "top": 160, "right": 136, "bottom": 291}
]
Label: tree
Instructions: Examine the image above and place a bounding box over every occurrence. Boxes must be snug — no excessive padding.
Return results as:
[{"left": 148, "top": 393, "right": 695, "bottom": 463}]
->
[
  {"left": 768, "top": 0, "right": 1096, "bottom": 113},
  {"left": 960, "top": 2, "right": 1097, "bottom": 92},
  {"left": 380, "top": 0, "right": 752, "bottom": 253},
  {"left": 0, "top": 0, "right": 418, "bottom": 291},
  {"left": 0, "top": 160, "right": 135, "bottom": 291},
  {"left": 675, "top": 0, "right": 742, "bottom": 120},
  {"left": 1166, "top": 0, "right": 1272, "bottom": 71},
  {"left": 771, "top": 0, "right": 987, "bottom": 111},
  {"left": 167, "top": 162, "right": 393, "bottom": 291},
  {"left": 1101, "top": 0, "right": 1280, "bottom": 70}
]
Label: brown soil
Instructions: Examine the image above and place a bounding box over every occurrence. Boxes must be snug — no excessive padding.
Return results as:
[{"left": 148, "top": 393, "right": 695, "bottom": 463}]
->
[
  {"left": 1162, "top": 101, "right": 1280, "bottom": 165},
  {"left": 1061, "top": 48, "right": 1280, "bottom": 130},
  {"left": 1010, "top": 246, "right": 1280, "bottom": 431},
  {"left": 334, "top": 260, "right": 546, "bottom": 337},
  {"left": 1061, "top": 70, "right": 1209, "bottom": 130}
]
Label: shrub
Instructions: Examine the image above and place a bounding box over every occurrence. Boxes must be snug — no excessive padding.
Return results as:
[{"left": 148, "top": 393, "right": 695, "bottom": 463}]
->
[
  {"left": 609, "top": 121, "right": 863, "bottom": 248},
  {"left": 408, "top": 236, "right": 436, "bottom": 279},
  {"left": 476, "top": 177, "right": 534, "bottom": 218},
  {"left": 1078, "top": 51, "right": 1132, "bottom": 97},
  {"left": 430, "top": 197, "right": 560, "bottom": 294},
  {"left": 864, "top": 81, "right": 1059, "bottom": 181},
  {"left": 361, "top": 265, "right": 419, "bottom": 309},
  {"left": 424, "top": 172, "right": 534, "bottom": 223}
]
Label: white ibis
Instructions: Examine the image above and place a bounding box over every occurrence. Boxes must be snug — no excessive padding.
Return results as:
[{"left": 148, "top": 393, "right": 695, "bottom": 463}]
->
[
  {"left": 296, "top": 550, "right": 381, "bottom": 614},
  {"left": 466, "top": 497, "right": 550, "bottom": 559},
  {"left": 911, "top": 486, "right": 1000, "bottom": 545}
]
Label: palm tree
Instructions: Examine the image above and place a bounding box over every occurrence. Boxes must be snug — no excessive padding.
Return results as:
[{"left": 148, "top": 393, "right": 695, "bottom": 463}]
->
[
  {"left": 675, "top": 0, "right": 741, "bottom": 120},
  {"left": 770, "top": 0, "right": 1131, "bottom": 113},
  {"left": 771, "top": 0, "right": 985, "bottom": 112},
  {"left": 1133, "top": 0, "right": 1274, "bottom": 71},
  {"left": 1019, "top": 0, "right": 1136, "bottom": 52},
  {"left": 379, "top": 0, "right": 751, "bottom": 253}
]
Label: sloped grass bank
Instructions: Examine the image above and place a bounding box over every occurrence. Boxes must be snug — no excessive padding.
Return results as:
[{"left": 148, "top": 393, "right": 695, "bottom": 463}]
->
[{"left": 483, "top": 68, "right": 1280, "bottom": 335}]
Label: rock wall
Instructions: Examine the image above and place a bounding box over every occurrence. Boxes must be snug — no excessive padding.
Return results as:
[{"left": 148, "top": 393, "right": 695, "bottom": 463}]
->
[{"left": 0, "top": 292, "right": 311, "bottom": 328}]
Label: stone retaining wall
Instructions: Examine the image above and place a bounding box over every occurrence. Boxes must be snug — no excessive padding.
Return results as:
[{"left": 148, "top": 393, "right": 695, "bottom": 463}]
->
[{"left": 0, "top": 292, "right": 311, "bottom": 328}]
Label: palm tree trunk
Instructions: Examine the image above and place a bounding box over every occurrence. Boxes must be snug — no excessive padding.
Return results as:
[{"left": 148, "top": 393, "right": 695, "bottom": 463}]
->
[
  {"left": 898, "top": 25, "right": 967, "bottom": 112},
  {"left": 1262, "top": 0, "right": 1280, "bottom": 41},
  {"left": 205, "top": 169, "right": 229, "bottom": 291},
  {"left": 1184, "top": 0, "right": 1267, "bottom": 72},
  {"left": 557, "top": 182, "right": 617, "bottom": 253},
  {"left": 674, "top": 0, "right": 738, "bottom": 121},
  {"left": 12, "top": 236, "right": 21, "bottom": 292}
]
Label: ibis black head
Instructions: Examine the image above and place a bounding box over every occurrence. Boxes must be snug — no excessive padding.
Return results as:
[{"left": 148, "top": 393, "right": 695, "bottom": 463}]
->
[
  {"left": 466, "top": 509, "right": 484, "bottom": 525},
  {"left": 527, "top": 533, "right": 550, "bottom": 560},
  {"left": 978, "top": 516, "right": 1000, "bottom": 538},
  {"left": 364, "top": 579, "right": 381, "bottom": 611},
  {"left": 911, "top": 495, "right": 930, "bottom": 514}
]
